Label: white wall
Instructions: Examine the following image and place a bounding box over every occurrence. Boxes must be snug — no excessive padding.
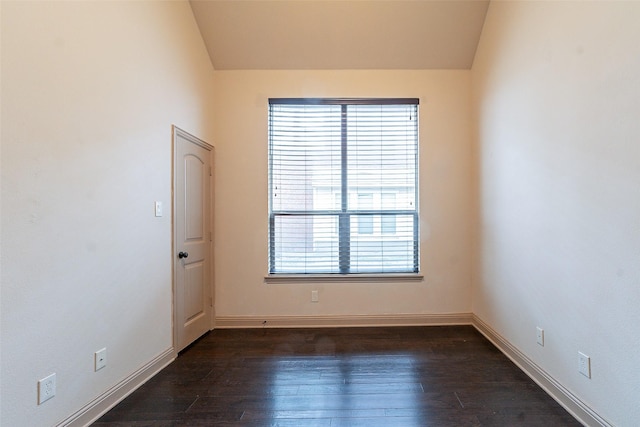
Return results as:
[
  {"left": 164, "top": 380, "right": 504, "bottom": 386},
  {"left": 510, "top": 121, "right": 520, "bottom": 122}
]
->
[
  {"left": 213, "top": 70, "right": 473, "bottom": 320},
  {"left": 471, "top": 2, "right": 640, "bottom": 425},
  {"left": 0, "top": 1, "right": 215, "bottom": 425}
]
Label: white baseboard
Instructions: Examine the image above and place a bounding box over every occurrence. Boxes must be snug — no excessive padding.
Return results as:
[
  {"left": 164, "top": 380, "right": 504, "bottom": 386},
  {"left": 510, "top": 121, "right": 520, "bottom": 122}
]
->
[
  {"left": 215, "top": 313, "right": 473, "bottom": 328},
  {"left": 472, "top": 315, "right": 611, "bottom": 427},
  {"left": 57, "top": 348, "right": 175, "bottom": 427}
]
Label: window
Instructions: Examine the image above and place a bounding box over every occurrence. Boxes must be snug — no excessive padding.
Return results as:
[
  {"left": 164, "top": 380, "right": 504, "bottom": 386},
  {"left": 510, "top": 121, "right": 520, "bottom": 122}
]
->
[{"left": 268, "top": 98, "right": 419, "bottom": 274}]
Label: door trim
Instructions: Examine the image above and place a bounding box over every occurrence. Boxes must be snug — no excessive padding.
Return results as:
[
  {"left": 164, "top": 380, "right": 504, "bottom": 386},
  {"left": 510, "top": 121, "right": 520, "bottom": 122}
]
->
[{"left": 171, "top": 125, "right": 214, "bottom": 355}]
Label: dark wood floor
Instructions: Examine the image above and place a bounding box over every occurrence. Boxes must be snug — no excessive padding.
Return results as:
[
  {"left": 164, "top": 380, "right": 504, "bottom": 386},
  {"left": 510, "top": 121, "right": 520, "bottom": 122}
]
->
[{"left": 93, "top": 326, "right": 581, "bottom": 426}]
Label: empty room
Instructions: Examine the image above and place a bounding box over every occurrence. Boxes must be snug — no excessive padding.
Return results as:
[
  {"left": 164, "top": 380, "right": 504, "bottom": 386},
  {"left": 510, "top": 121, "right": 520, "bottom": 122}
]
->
[{"left": 1, "top": 1, "right": 638, "bottom": 426}]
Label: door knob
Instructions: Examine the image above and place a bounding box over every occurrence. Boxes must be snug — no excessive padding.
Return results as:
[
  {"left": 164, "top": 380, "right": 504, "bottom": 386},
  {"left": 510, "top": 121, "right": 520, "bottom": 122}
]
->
[{"left": 178, "top": 251, "right": 189, "bottom": 259}]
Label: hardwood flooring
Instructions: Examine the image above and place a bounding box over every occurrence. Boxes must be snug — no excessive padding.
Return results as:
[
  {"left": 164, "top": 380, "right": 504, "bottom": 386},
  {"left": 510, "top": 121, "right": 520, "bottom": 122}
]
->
[{"left": 93, "top": 326, "right": 581, "bottom": 426}]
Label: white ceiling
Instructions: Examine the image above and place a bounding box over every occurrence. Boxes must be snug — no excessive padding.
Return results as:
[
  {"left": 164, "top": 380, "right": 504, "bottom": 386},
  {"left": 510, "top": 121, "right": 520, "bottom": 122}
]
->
[{"left": 189, "top": 0, "right": 490, "bottom": 70}]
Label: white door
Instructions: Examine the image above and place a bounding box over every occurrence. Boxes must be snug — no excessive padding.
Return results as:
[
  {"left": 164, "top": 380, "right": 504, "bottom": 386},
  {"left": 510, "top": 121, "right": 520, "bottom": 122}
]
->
[{"left": 173, "top": 126, "right": 213, "bottom": 352}]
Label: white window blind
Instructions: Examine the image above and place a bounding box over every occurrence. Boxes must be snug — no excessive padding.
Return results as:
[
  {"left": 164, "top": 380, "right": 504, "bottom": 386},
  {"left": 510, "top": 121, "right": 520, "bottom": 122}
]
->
[{"left": 268, "top": 98, "right": 419, "bottom": 274}]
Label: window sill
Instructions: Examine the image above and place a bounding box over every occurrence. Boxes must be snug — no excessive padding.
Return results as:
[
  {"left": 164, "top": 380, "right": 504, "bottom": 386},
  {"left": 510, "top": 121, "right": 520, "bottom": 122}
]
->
[{"left": 264, "top": 273, "right": 424, "bottom": 284}]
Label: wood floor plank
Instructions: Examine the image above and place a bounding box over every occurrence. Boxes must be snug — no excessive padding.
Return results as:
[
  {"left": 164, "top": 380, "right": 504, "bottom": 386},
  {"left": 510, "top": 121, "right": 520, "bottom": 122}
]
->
[{"left": 93, "top": 326, "right": 581, "bottom": 426}]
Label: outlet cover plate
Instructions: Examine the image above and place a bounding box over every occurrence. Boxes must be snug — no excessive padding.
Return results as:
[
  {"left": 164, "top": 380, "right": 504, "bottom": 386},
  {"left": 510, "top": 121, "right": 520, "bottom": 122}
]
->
[
  {"left": 95, "top": 348, "right": 107, "bottom": 371},
  {"left": 38, "top": 373, "right": 56, "bottom": 404},
  {"left": 578, "top": 351, "right": 591, "bottom": 378},
  {"left": 536, "top": 327, "right": 544, "bottom": 346}
]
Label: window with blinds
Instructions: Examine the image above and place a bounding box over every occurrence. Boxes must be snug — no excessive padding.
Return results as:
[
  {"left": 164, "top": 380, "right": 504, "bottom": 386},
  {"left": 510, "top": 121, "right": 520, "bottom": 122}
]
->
[{"left": 268, "top": 98, "right": 419, "bottom": 274}]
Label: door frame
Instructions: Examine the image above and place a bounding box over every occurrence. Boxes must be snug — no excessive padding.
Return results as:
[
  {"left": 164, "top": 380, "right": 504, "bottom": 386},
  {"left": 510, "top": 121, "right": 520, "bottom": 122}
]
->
[{"left": 171, "top": 125, "right": 215, "bottom": 355}]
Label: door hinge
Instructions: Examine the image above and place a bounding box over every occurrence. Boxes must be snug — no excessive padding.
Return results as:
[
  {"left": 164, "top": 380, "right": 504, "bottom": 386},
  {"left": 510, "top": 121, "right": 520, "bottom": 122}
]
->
[
  {"left": 209, "top": 166, "right": 212, "bottom": 177},
  {"left": 209, "top": 231, "right": 213, "bottom": 242},
  {"left": 209, "top": 297, "right": 213, "bottom": 307}
]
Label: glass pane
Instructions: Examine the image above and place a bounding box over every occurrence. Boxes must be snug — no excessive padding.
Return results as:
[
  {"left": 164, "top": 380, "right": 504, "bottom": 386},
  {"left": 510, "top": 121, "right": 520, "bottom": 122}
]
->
[
  {"left": 349, "top": 214, "right": 415, "bottom": 273},
  {"left": 346, "top": 104, "right": 417, "bottom": 209},
  {"left": 357, "top": 193, "right": 373, "bottom": 234},
  {"left": 381, "top": 193, "right": 397, "bottom": 234},
  {"left": 270, "top": 104, "right": 342, "bottom": 212},
  {"left": 271, "top": 214, "right": 339, "bottom": 273}
]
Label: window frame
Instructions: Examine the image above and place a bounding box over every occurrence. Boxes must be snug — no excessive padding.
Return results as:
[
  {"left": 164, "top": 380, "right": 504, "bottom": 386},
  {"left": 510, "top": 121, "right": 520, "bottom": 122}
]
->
[{"left": 267, "top": 97, "right": 421, "bottom": 277}]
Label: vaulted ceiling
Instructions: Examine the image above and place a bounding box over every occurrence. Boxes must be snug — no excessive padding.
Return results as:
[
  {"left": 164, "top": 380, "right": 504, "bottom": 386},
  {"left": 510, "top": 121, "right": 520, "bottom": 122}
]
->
[{"left": 189, "top": 0, "right": 490, "bottom": 70}]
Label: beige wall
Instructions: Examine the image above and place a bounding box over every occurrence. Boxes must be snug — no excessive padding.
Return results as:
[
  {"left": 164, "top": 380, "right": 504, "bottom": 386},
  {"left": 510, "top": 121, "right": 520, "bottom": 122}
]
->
[
  {"left": 212, "top": 70, "right": 473, "bottom": 319},
  {"left": 471, "top": 2, "right": 640, "bottom": 425},
  {"left": 0, "top": 1, "right": 215, "bottom": 425}
]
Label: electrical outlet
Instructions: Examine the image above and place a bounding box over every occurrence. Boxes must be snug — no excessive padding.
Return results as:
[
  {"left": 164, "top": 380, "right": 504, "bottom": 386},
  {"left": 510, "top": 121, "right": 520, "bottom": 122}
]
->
[
  {"left": 38, "top": 373, "right": 56, "bottom": 404},
  {"left": 311, "top": 290, "right": 319, "bottom": 303},
  {"left": 95, "top": 348, "right": 107, "bottom": 371},
  {"left": 578, "top": 351, "right": 591, "bottom": 378},
  {"left": 536, "top": 327, "right": 544, "bottom": 346}
]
